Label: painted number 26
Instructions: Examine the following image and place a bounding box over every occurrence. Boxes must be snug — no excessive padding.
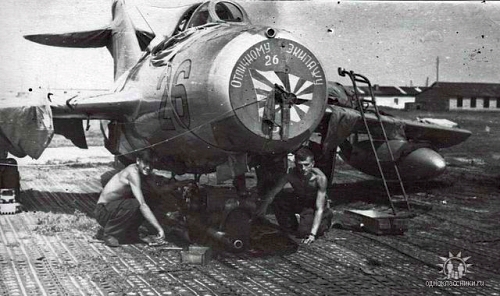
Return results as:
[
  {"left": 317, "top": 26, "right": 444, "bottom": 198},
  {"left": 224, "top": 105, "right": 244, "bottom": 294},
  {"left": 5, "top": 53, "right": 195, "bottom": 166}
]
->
[
  {"left": 157, "top": 60, "right": 191, "bottom": 130},
  {"left": 265, "top": 55, "right": 279, "bottom": 66}
]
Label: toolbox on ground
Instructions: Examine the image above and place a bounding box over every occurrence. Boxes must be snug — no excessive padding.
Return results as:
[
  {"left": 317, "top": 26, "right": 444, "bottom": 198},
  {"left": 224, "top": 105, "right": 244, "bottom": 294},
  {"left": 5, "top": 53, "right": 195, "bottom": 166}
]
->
[
  {"left": 181, "top": 246, "right": 212, "bottom": 265},
  {"left": 343, "top": 209, "right": 411, "bottom": 235}
]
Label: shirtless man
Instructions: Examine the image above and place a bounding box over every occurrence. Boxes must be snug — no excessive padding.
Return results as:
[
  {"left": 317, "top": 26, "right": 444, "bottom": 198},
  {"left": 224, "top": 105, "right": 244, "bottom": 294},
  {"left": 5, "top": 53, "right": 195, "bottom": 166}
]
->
[
  {"left": 94, "top": 151, "right": 165, "bottom": 247},
  {"left": 255, "top": 147, "right": 333, "bottom": 244}
]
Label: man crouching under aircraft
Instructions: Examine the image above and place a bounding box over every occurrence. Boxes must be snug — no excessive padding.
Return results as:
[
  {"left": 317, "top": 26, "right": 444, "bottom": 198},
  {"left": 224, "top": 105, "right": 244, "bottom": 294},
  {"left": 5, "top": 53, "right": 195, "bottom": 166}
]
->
[
  {"left": 255, "top": 147, "right": 333, "bottom": 244},
  {"left": 94, "top": 151, "right": 165, "bottom": 247}
]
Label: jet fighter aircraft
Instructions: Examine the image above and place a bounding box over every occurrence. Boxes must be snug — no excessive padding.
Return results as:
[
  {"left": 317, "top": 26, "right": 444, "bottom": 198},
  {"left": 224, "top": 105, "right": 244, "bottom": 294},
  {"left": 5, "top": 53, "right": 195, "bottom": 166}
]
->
[
  {"left": 0, "top": 0, "right": 471, "bottom": 251},
  {"left": 20, "top": 0, "right": 328, "bottom": 177},
  {"left": 6, "top": 0, "right": 471, "bottom": 182}
]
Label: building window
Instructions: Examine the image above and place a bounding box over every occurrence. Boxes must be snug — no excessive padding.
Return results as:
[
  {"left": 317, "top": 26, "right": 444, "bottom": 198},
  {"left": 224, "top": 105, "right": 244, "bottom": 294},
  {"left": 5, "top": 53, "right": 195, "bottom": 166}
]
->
[
  {"left": 394, "top": 98, "right": 399, "bottom": 105},
  {"left": 497, "top": 98, "right": 500, "bottom": 108},
  {"left": 471, "top": 97, "right": 476, "bottom": 108},
  {"left": 457, "top": 97, "right": 463, "bottom": 108},
  {"left": 484, "top": 98, "right": 490, "bottom": 108}
]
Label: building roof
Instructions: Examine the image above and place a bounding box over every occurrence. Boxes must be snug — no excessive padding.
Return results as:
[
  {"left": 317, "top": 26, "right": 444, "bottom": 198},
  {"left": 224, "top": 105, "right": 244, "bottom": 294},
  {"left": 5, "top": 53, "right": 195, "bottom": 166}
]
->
[
  {"left": 420, "top": 82, "right": 500, "bottom": 98},
  {"left": 344, "top": 85, "right": 426, "bottom": 97}
]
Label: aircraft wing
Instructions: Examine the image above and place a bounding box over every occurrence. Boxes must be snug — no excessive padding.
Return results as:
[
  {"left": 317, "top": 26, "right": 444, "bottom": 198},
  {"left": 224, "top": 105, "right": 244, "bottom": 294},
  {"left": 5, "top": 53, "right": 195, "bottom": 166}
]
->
[
  {"left": 0, "top": 90, "right": 144, "bottom": 159},
  {"left": 387, "top": 115, "right": 472, "bottom": 148},
  {"left": 322, "top": 105, "right": 472, "bottom": 153},
  {"left": 0, "top": 96, "right": 53, "bottom": 159},
  {"left": 49, "top": 91, "right": 143, "bottom": 120}
]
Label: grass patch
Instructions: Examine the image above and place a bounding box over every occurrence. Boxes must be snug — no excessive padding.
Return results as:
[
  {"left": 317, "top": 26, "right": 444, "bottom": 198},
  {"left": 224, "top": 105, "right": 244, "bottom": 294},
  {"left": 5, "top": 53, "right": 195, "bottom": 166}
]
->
[
  {"left": 32, "top": 210, "right": 99, "bottom": 236},
  {"left": 41, "top": 159, "right": 114, "bottom": 168}
]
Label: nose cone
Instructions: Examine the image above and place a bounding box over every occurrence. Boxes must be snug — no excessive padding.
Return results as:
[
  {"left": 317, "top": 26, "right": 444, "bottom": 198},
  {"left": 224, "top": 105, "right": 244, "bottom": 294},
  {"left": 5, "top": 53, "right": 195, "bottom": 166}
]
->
[
  {"left": 210, "top": 31, "right": 327, "bottom": 154},
  {"left": 399, "top": 148, "right": 446, "bottom": 181},
  {"left": 228, "top": 37, "right": 327, "bottom": 143}
]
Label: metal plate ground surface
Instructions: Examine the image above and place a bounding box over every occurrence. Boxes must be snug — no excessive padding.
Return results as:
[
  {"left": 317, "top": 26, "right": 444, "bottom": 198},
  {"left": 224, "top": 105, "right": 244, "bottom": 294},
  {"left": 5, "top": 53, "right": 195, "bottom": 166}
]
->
[{"left": 1, "top": 152, "right": 500, "bottom": 295}]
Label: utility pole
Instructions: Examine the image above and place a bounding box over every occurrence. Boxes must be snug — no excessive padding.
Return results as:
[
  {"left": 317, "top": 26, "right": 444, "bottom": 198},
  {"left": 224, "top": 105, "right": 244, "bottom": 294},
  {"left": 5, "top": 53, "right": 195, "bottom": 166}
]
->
[{"left": 436, "top": 56, "right": 440, "bottom": 82}]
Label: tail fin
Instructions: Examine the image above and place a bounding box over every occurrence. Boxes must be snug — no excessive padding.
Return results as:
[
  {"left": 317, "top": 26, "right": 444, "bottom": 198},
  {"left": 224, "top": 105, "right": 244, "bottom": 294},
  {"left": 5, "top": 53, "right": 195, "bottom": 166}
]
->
[
  {"left": 23, "top": 0, "right": 154, "bottom": 80},
  {"left": 109, "top": 0, "right": 143, "bottom": 79}
]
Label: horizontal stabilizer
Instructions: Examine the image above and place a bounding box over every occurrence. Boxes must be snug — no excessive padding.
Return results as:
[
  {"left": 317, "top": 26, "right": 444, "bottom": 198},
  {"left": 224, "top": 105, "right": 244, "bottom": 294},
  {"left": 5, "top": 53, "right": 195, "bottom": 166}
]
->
[
  {"left": 24, "top": 30, "right": 154, "bottom": 51},
  {"left": 24, "top": 29, "right": 111, "bottom": 48}
]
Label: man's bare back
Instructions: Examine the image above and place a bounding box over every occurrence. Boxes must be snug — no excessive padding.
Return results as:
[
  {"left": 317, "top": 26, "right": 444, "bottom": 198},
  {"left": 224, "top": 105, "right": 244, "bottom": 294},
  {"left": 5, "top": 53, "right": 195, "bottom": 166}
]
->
[
  {"left": 97, "top": 164, "right": 137, "bottom": 204},
  {"left": 94, "top": 154, "right": 165, "bottom": 245}
]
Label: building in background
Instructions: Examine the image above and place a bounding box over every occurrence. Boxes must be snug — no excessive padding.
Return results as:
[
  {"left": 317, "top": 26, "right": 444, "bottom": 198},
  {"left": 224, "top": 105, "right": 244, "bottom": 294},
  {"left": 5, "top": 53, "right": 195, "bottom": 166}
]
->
[
  {"left": 415, "top": 82, "right": 500, "bottom": 111},
  {"left": 345, "top": 85, "right": 425, "bottom": 110}
]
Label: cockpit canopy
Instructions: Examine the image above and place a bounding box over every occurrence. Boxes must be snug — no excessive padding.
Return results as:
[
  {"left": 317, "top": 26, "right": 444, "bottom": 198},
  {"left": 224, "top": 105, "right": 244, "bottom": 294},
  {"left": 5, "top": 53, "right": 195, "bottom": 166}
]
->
[
  {"left": 179, "top": 0, "right": 250, "bottom": 32},
  {"left": 151, "top": 0, "right": 251, "bottom": 63}
]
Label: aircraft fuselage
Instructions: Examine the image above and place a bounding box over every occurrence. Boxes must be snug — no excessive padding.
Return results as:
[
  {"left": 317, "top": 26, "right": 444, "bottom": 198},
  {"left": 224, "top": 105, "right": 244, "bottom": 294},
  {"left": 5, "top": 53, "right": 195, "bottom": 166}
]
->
[{"left": 112, "top": 24, "right": 327, "bottom": 173}]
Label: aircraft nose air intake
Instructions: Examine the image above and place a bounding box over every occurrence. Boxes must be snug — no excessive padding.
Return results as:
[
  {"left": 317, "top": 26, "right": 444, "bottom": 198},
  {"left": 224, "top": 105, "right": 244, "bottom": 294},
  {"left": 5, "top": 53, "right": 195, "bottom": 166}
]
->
[
  {"left": 265, "top": 28, "right": 276, "bottom": 38},
  {"left": 228, "top": 38, "right": 327, "bottom": 142}
]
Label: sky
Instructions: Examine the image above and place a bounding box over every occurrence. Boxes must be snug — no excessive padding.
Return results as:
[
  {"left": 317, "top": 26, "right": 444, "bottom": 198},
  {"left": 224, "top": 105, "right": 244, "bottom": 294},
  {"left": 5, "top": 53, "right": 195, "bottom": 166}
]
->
[{"left": 0, "top": 0, "right": 499, "bottom": 94}]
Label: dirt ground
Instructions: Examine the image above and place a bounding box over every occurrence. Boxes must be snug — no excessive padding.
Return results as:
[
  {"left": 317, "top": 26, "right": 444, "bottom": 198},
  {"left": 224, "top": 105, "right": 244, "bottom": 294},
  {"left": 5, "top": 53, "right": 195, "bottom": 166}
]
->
[{"left": 1, "top": 110, "right": 500, "bottom": 295}]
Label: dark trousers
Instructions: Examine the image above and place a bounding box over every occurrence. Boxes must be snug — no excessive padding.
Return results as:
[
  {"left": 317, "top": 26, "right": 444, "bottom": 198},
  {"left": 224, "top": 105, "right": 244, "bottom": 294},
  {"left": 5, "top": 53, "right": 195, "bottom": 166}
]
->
[
  {"left": 273, "top": 193, "right": 333, "bottom": 238},
  {"left": 94, "top": 199, "right": 144, "bottom": 242}
]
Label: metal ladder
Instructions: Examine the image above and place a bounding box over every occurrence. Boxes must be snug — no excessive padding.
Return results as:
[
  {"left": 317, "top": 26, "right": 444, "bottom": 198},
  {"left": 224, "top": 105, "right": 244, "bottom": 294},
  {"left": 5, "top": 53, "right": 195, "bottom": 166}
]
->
[{"left": 338, "top": 68, "right": 410, "bottom": 215}]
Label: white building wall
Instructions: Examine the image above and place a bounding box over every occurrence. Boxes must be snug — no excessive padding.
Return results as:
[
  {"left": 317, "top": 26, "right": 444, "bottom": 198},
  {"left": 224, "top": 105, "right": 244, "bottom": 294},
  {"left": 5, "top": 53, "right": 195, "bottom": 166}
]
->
[
  {"left": 449, "top": 98, "right": 458, "bottom": 109},
  {"left": 463, "top": 98, "right": 471, "bottom": 109},
  {"left": 449, "top": 97, "right": 500, "bottom": 111},
  {"left": 371, "top": 96, "right": 415, "bottom": 109},
  {"left": 481, "top": 98, "right": 496, "bottom": 109},
  {"left": 477, "top": 98, "right": 484, "bottom": 109}
]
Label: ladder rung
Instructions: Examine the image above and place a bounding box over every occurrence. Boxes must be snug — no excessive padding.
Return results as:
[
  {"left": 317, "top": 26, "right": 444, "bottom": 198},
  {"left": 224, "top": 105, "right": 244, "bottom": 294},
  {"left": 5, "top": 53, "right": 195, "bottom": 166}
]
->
[{"left": 341, "top": 68, "right": 410, "bottom": 213}]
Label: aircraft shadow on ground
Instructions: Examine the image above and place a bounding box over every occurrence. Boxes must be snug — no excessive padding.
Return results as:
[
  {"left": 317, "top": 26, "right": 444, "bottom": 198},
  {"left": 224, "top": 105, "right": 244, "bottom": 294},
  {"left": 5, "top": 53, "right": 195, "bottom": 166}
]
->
[
  {"left": 19, "top": 188, "right": 299, "bottom": 257},
  {"left": 330, "top": 179, "right": 451, "bottom": 207},
  {"left": 20, "top": 174, "right": 451, "bottom": 256}
]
